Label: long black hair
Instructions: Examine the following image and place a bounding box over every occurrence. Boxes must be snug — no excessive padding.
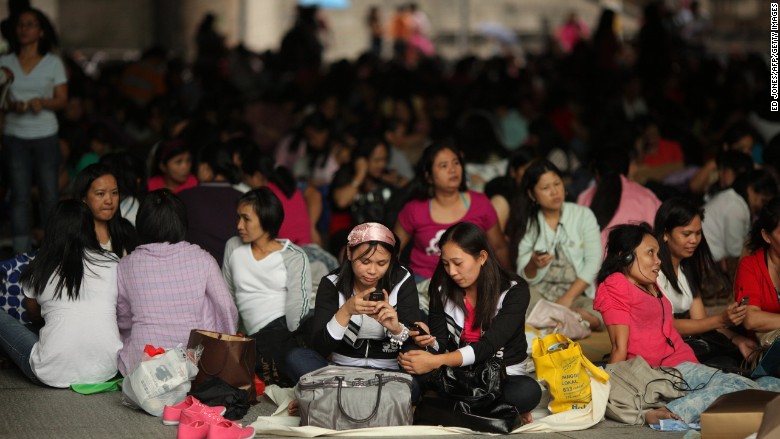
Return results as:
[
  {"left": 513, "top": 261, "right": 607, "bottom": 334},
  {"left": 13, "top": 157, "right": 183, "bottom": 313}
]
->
[
  {"left": 653, "top": 197, "right": 720, "bottom": 297},
  {"left": 505, "top": 159, "right": 563, "bottom": 265},
  {"left": 335, "top": 231, "right": 403, "bottom": 302},
  {"left": 11, "top": 8, "right": 58, "bottom": 55},
  {"left": 748, "top": 197, "right": 780, "bottom": 253},
  {"left": 20, "top": 200, "right": 115, "bottom": 300},
  {"left": 598, "top": 223, "right": 653, "bottom": 285},
  {"left": 72, "top": 163, "right": 138, "bottom": 257},
  {"left": 589, "top": 147, "right": 630, "bottom": 230},
  {"left": 430, "top": 222, "right": 519, "bottom": 331}
]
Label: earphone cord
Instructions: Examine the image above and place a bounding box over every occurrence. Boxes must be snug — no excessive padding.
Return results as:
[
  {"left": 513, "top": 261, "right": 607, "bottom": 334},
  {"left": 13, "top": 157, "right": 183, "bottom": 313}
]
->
[
  {"left": 641, "top": 367, "right": 722, "bottom": 403},
  {"left": 658, "top": 296, "right": 675, "bottom": 365}
]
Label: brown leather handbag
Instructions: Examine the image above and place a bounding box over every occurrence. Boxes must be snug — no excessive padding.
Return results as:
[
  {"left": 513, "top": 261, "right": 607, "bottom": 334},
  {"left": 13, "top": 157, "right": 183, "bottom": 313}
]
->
[{"left": 187, "top": 329, "right": 257, "bottom": 402}]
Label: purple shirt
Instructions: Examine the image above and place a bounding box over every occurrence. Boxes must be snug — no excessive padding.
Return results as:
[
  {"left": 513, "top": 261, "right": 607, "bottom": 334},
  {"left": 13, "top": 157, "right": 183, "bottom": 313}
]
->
[
  {"left": 397, "top": 190, "right": 498, "bottom": 279},
  {"left": 116, "top": 241, "right": 238, "bottom": 376}
]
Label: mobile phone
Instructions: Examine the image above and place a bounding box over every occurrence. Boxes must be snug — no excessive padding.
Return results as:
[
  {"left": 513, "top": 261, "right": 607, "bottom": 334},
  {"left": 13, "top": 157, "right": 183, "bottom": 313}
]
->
[
  {"left": 738, "top": 297, "right": 750, "bottom": 306},
  {"left": 367, "top": 289, "right": 384, "bottom": 302},
  {"left": 408, "top": 323, "right": 428, "bottom": 336},
  {"left": 535, "top": 249, "right": 549, "bottom": 256}
]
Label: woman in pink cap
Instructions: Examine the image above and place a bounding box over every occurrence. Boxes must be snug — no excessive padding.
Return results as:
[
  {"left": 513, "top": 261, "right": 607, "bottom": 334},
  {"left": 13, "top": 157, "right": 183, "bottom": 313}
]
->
[{"left": 285, "top": 222, "right": 423, "bottom": 408}]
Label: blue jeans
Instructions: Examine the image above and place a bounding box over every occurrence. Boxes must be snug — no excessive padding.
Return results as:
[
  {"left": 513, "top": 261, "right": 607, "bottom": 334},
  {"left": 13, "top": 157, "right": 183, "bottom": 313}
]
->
[
  {"left": 286, "top": 347, "right": 424, "bottom": 403},
  {"left": 666, "top": 362, "right": 780, "bottom": 423},
  {"left": 0, "top": 311, "right": 40, "bottom": 384},
  {"left": 2, "top": 134, "right": 60, "bottom": 254}
]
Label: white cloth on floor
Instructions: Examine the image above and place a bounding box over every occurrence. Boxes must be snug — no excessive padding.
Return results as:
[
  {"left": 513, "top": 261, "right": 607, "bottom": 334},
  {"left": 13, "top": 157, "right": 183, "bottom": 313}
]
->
[{"left": 252, "top": 378, "right": 609, "bottom": 435}]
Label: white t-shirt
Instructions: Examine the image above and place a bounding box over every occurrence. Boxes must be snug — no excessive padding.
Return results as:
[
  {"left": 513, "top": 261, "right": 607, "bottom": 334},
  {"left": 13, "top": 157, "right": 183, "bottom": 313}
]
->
[
  {"left": 24, "top": 251, "right": 122, "bottom": 387},
  {"left": 657, "top": 267, "right": 694, "bottom": 314},
  {"left": 224, "top": 240, "right": 289, "bottom": 335},
  {"left": 702, "top": 188, "right": 750, "bottom": 261},
  {"left": 0, "top": 53, "right": 67, "bottom": 139}
]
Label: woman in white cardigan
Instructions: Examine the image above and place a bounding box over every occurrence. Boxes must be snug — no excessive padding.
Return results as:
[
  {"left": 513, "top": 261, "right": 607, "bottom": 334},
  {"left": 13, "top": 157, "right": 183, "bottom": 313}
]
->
[
  {"left": 506, "top": 160, "right": 603, "bottom": 329},
  {"left": 222, "top": 187, "right": 312, "bottom": 386}
]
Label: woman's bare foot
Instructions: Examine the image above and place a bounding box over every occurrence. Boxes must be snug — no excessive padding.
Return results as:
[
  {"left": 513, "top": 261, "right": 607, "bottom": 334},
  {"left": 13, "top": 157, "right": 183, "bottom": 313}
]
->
[
  {"left": 287, "top": 399, "right": 300, "bottom": 416},
  {"left": 644, "top": 407, "right": 681, "bottom": 425},
  {"left": 518, "top": 411, "right": 533, "bottom": 426}
]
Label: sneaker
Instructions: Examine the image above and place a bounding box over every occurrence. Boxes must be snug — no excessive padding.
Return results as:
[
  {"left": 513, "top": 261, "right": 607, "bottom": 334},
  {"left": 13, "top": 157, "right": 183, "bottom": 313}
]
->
[
  {"left": 163, "top": 396, "right": 227, "bottom": 426},
  {"left": 206, "top": 420, "right": 255, "bottom": 439},
  {"left": 179, "top": 406, "right": 233, "bottom": 428},
  {"left": 177, "top": 419, "right": 209, "bottom": 439}
]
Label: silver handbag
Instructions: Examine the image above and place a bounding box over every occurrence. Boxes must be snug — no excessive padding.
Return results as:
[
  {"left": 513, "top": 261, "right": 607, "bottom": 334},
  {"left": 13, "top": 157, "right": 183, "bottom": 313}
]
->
[{"left": 295, "top": 365, "right": 413, "bottom": 429}]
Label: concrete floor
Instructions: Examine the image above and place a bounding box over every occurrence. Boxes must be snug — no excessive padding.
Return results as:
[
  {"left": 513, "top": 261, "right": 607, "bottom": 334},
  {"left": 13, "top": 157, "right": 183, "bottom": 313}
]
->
[{"left": 0, "top": 365, "right": 689, "bottom": 439}]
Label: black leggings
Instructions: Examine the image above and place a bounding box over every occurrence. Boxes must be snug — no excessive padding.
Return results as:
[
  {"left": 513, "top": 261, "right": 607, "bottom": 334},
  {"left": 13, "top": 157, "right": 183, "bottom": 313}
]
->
[{"left": 502, "top": 375, "right": 542, "bottom": 413}]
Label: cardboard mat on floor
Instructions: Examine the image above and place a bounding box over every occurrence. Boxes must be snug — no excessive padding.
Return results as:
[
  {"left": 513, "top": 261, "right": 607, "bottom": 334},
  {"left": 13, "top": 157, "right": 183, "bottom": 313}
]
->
[{"left": 251, "top": 379, "right": 609, "bottom": 436}]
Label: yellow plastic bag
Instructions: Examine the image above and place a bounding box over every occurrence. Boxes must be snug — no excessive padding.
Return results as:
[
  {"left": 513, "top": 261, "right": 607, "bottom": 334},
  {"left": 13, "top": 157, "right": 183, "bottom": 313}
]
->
[{"left": 532, "top": 333, "right": 609, "bottom": 413}]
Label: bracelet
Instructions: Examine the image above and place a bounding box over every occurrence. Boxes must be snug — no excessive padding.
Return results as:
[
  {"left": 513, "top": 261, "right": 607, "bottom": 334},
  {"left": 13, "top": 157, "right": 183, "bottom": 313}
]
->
[{"left": 388, "top": 324, "right": 409, "bottom": 348}]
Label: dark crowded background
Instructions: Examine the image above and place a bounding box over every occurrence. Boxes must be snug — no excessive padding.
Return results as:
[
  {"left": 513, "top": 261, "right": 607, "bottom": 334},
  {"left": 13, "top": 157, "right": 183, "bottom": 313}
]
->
[{"left": 0, "top": 0, "right": 777, "bottom": 301}]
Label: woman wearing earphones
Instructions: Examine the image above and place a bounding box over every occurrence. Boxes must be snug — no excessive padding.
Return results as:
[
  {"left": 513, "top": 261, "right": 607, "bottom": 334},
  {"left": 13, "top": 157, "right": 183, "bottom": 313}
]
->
[
  {"left": 595, "top": 223, "right": 780, "bottom": 425},
  {"left": 507, "top": 160, "right": 603, "bottom": 329}
]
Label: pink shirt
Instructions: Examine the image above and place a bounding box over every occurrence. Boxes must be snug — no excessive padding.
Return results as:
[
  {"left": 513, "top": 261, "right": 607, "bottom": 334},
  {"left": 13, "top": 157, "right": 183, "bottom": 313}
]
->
[
  {"left": 397, "top": 191, "right": 498, "bottom": 279},
  {"left": 594, "top": 272, "right": 697, "bottom": 367},
  {"left": 146, "top": 174, "right": 198, "bottom": 194},
  {"left": 461, "top": 299, "right": 481, "bottom": 342},
  {"left": 577, "top": 175, "right": 661, "bottom": 251},
  {"left": 268, "top": 182, "right": 312, "bottom": 245}
]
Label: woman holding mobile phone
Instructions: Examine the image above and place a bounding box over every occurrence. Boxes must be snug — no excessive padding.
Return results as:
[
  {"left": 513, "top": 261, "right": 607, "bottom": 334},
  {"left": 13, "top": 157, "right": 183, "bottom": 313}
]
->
[
  {"left": 507, "top": 160, "right": 603, "bottom": 329},
  {"left": 736, "top": 197, "right": 780, "bottom": 347},
  {"left": 653, "top": 198, "right": 755, "bottom": 365},
  {"left": 285, "top": 222, "right": 422, "bottom": 410},
  {"left": 399, "top": 222, "right": 540, "bottom": 425}
]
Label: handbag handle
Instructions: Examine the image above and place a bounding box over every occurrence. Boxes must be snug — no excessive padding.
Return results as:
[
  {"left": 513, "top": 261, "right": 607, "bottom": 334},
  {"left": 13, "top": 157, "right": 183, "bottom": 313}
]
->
[{"left": 335, "top": 374, "right": 383, "bottom": 424}]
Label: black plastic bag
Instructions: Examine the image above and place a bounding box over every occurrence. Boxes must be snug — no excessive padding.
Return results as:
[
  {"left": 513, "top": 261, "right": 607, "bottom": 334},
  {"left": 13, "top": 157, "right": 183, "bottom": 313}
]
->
[{"left": 189, "top": 376, "right": 250, "bottom": 420}]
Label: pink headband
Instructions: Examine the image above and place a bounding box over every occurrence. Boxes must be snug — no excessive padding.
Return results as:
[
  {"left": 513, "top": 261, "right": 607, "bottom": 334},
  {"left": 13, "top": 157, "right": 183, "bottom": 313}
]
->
[{"left": 347, "top": 222, "right": 396, "bottom": 247}]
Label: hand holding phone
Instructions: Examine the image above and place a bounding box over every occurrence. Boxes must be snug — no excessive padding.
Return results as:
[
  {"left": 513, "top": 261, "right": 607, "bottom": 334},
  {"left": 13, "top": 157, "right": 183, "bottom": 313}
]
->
[
  {"left": 738, "top": 297, "right": 750, "bottom": 306},
  {"left": 367, "top": 289, "right": 384, "bottom": 302},
  {"left": 408, "top": 322, "right": 428, "bottom": 336}
]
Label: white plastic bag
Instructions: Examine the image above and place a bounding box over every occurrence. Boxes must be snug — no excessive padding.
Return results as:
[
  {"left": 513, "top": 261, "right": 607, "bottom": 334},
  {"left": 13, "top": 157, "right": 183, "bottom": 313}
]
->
[{"left": 121, "top": 346, "right": 201, "bottom": 416}]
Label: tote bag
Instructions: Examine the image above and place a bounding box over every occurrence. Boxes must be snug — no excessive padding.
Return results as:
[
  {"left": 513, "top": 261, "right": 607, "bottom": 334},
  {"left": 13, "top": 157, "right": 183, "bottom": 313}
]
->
[
  {"left": 532, "top": 333, "right": 609, "bottom": 413},
  {"left": 187, "top": 329, "right": 257, "bottom": 402}
]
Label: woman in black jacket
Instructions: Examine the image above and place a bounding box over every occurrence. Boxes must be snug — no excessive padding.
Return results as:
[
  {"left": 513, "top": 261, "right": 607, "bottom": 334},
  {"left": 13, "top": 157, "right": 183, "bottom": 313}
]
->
[
  {"left": 285, "top": 222, "right": 421, "bottom": 400},
  {"left": 399, "top": 222, "right": 540, "bottom": 424}
]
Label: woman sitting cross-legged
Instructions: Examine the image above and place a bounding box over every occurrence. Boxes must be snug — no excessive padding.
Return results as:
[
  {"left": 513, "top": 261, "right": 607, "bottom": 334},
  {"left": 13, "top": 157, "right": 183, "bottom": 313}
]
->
[
  {"left": 398, "top": 222, "right": 541, "bottom": 425},
  {"left": 594, "top": 223, "right": 780, "bottom": 425},
  {"left": 0, "top": 200, "right": 122, "bottom": 387},
  {"left": 285, "top": 222, "right": 421, "bottom": 410},
  {"left": 222, "top": 187, "right": 312, "bottom": 386},
  {"left": 116, "top": 189, "right": 238, "bottom": 376},
  {"left": 507, "top": 159, "right": 603, "bottom": 329},
  {"left": 653, "top": 197, "right": 755, "bottom": 366}
]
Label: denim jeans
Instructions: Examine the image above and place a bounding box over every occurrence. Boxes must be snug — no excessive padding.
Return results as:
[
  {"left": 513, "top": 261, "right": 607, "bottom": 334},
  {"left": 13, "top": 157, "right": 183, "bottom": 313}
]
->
[
  {"left": 666, "top": 362, "right": 780, "bottom": 423},
  {"left": 0, "top": 311, "right": 40, "bottom": 383},
  {"left": 286, "top": 347, "right": 424, "bottom": 402},
  {"left": 2, "top": 134, "right": 60, "bottom": 254}
]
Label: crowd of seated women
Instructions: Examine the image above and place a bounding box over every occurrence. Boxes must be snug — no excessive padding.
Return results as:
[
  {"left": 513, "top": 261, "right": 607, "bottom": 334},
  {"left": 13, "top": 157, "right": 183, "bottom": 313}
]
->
[{"left": 4, "top": 2, "right": 780, "bottom": 430}]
